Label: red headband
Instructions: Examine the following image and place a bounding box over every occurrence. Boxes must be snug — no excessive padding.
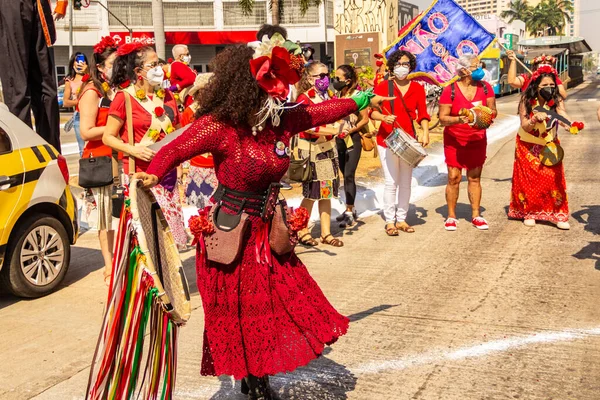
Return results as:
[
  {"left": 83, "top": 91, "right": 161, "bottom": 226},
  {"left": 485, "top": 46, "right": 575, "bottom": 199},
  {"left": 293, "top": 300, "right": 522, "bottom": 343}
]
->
[
  {"left": 117, "top": 42, "right": 146, "bottom": 57},
  {"left": 93, "top": 36, "right": 117, "bottom": 55},
  {"left": 530, "top": 65, "right": 558, "bottom": 83}
]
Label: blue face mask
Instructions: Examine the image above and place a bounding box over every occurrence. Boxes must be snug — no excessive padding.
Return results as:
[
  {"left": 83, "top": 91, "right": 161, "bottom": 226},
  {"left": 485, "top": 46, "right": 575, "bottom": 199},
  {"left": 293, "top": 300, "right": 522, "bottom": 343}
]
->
[{"left": 471, "top": 67, "right": 485, "bottom": 81}]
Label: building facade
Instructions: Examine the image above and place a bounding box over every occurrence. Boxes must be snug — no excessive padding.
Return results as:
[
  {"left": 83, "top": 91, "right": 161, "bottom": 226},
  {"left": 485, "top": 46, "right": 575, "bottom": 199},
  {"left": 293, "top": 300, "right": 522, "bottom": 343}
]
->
[
  {"left": 52, "top": 0, "right": 335, "bottom": 85},
  {"left": 454, "top": 0, "right": 510, "bottom": 16}
]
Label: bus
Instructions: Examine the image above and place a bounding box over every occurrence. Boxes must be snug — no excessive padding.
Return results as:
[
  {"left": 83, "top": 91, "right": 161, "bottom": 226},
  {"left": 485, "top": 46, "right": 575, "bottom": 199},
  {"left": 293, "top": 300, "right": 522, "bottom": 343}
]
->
[{"left": 480, "top": 47, "right": 526, "bottom": 97}]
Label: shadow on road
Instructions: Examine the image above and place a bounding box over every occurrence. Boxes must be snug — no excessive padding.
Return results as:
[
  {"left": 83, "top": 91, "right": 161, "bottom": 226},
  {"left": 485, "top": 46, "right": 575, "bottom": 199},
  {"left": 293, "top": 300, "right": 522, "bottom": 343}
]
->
[
  {"left": 572, "top": 205, "right": 600, "bottom": 235},
  {"left": 573, "top": 242, "right": 600, "bottom": 270}
]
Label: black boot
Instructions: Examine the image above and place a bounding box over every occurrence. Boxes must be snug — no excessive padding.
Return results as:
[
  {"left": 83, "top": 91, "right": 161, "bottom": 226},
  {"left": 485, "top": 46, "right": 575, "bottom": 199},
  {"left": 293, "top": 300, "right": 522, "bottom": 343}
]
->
[{"left": 242, "top": 375, "right": 274, "bottom": 400}]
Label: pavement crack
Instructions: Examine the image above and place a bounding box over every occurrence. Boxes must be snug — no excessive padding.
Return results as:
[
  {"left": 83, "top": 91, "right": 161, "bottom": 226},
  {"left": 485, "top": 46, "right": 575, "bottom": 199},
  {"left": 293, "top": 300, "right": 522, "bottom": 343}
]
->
[{"left": 411, "top": 364, "right": 439, "bottom": 399}]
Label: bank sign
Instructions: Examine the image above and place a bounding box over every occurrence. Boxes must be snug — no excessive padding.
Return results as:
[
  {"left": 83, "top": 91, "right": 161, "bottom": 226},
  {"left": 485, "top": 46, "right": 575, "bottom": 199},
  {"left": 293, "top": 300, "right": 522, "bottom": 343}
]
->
[{"left": 385, "top": 0, "right": 495, "bottom": 86}]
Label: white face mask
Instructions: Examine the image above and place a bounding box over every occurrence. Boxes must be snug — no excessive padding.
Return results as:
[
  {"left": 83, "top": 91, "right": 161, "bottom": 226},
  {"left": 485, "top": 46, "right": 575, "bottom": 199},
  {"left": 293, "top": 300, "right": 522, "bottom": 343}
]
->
[
  {"left": 145, "top": 66, "right": 164, "bottom": 86},
  {"left": 103, "top": 67, "right": 113, "bottom": 81},
  {"left": 182, "top": 55, "right": 191, "bottom": 64},
  {"left": 394, "top": 65, "right": 410, "bottom": 79}
]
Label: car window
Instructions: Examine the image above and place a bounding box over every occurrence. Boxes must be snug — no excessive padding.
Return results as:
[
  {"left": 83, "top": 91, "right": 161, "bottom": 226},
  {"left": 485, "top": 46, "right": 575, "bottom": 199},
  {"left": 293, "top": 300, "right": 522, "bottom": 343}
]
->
[{"left": 0, "top": 127, "right": 11, "bottom": 155}]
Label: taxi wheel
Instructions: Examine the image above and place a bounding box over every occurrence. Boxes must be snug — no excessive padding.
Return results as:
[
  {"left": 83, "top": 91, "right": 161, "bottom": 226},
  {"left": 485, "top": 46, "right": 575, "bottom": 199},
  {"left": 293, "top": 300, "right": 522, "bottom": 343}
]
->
[{"left": 0, "top": 214, "right": 71, "bottom": 298}]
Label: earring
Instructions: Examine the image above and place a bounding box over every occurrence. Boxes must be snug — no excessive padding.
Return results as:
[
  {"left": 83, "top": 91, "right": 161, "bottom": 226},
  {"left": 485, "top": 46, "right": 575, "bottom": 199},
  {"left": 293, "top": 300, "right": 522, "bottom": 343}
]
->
[{"left": 137, "top": 75, "right": 143, "bottom": 82}]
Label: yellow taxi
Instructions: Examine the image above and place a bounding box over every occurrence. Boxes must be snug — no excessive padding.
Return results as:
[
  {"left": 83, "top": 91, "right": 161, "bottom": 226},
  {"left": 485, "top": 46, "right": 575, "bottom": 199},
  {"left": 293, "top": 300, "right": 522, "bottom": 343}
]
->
[{"left": 0, "top": 103, "right": 78, "bottom": 297}]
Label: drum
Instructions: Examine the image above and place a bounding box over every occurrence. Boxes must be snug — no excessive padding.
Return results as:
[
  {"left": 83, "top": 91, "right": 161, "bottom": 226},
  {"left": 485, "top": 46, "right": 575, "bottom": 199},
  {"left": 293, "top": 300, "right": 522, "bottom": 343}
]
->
[
  {"left": 384, "top": 128, "right": 428, "bottom": 168},
  {"left": 539, "top": 141, "right": 564, "bottom": 166},
  {"left": 129, "top": 180, "right": 192, "bottom": 323}
]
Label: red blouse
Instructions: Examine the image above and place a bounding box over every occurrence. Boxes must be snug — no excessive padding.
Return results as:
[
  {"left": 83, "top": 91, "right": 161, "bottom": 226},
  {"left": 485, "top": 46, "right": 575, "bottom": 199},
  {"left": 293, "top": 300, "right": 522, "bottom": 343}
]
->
[
  {"left": 296, "top": 93, "right": 330, "bottom": 141},
  {"left": 373, "top": 80, "right": 430, "bottom": 148},
  {"left": 79, "top": 85, "right": 113, "bottom": 159},
  {"left": 108, "top": 89, "right": 179, "bottom": 173},
  {"left": 439, "top": 81, "right": 494, "bottom": 145}
]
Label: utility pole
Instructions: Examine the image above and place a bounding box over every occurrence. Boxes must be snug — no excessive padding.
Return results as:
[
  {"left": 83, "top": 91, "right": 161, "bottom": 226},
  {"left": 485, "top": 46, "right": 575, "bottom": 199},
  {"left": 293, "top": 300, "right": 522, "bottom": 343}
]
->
[
  {"left": 69, "top": 0, "right": 74, "bottom": 58},
  {"left": 152, "top": 0, "right": 166, "bottom": 59},
  {"left": 324, "top": 1, "right": 328, "bottom": 57}
]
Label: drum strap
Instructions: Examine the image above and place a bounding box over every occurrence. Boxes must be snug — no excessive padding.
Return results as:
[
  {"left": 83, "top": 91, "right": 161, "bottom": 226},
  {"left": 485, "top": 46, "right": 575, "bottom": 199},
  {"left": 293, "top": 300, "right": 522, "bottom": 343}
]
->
[{"left": 389, "top": 80, "right": 417, "bottom": 137}]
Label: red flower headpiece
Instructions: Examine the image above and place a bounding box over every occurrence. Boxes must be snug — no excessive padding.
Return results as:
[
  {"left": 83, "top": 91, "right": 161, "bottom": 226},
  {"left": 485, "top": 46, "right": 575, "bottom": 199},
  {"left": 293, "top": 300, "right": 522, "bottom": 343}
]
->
[
  {"left": 93, "top": 36, "right": 117, "bottom": 54},
  {"left": 117, "top": 42, "right": 146, "bottom": 57},
  {"left": 376, "top": 60, "right": 384, "bottom": 67},
  {"left": 530, "top": 65, "right": 558, "bottom": 84},
  {"left": 167, "top": 57, "right": 174, "bottom": 63},
  {"left": 250, "top": 46, "right": 300, "bottom": 100},
  {"left": 532, "top": 55, "right": 556, "bottom": 65},
  {"left": 374, "top": 53, "right": 384, "bottom": 59}
]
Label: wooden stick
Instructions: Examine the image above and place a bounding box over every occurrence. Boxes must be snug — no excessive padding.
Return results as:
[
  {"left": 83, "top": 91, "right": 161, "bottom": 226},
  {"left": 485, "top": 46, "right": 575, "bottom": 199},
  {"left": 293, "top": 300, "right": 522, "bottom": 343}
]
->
[{"left": 497, "top": 41, "right": 533, "bottom": 74}]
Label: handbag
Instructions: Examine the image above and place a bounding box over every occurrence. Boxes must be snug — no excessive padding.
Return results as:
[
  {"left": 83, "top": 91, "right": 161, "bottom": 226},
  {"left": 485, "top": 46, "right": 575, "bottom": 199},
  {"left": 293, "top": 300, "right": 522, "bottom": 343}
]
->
[
  {"left": 288, "top": 134, "right": 312, "bottom": 183},
  {"left": 359, "top": 132, "right": 375, "bottom": 152},
  {"left": 78, "top": 155, "right": 113, "bottom": 188},
  {"left": 269, "top": 198, "right": 295, "bottom": 255},
  {"left": 204, "top": 204, "right": 249, "bottom": 265}
]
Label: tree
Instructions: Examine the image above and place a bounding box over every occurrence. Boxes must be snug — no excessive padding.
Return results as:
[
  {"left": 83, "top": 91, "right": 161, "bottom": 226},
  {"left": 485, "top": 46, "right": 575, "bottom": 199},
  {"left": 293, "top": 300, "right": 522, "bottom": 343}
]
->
[
  {"left": 239, "top": 0, "right": 322, "bottom": 25},
  {"left": 527, "top": 0, "right": 574, "bottom": 36},
  {"left": 501, "top": 0, "right": 532, "bottom": 24}
]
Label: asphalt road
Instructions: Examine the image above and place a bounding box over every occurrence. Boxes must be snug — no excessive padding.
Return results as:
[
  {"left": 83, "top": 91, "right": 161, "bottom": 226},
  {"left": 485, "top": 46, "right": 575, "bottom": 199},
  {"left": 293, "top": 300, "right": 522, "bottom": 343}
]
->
[{"left": 1, "top": 79, "right": 599, "bottom": 400}]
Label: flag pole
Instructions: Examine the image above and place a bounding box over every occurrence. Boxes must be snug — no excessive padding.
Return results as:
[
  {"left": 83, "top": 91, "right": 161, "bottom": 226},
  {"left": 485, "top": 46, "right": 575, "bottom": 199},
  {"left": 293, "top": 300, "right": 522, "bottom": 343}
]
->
[{"left": 497, "top": 40, "right": 532, "bottom": 74}]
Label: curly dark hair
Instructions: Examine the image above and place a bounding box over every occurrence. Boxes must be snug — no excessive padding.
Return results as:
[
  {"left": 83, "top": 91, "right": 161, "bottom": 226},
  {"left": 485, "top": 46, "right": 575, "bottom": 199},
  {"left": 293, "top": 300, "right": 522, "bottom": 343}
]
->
[
  {"left": 520, "top": 72, "right": 560, "bottom": 115},
  {"left": 110, "top": 46, "right": 154, "bottom": 88},
  {"left": 386, "top": 50, "right": 416, "bottom": 72},
  {"left": 67, "top": 52, "right": 89, "bottom": 79},
  {"left": 336, "top": 64, "right": 358, "bottom": 96},
  {"left": 257, "top": 24, "right": 288, "bottom": 40},
  {"left": 195, "top": 46, "right": 267, "bottom": 128}
]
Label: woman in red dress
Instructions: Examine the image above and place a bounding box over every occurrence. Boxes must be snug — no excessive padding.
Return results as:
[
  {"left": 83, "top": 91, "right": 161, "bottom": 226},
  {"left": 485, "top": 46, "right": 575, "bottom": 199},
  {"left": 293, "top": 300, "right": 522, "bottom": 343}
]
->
[
  {"left": 135, "top": 39, "right": 391, "bottom": 398},
  {"left": 371, "top": 50, "right": 430, "bottom": 235},
  {"left": 508, "top": 66, "right": 571, "bottom": 229},
  {"left": 438, "top": 54, "right": 497, "bottom": 231},
  {"left": 102, "top": 43, "right": 189, "bottom": 247},
  {"left": 78, "top": 37, "right": 118, "bottom": 286}
]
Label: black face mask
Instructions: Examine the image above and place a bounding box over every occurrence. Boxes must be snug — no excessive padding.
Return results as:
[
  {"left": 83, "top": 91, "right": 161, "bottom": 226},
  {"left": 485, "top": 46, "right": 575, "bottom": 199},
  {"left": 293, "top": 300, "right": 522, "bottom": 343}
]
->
[
  {"left": 539, "top": 86, "right": 556, "bottom": 101},
  {"left": 332, "top": 78, "right": 348, "bottom": 91}
]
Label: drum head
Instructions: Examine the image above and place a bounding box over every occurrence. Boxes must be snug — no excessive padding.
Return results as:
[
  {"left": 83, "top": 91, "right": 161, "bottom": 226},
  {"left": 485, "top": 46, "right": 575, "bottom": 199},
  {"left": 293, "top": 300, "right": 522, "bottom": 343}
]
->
[{"left": 539, "top": 142, "right": 564, "bottom": 166}]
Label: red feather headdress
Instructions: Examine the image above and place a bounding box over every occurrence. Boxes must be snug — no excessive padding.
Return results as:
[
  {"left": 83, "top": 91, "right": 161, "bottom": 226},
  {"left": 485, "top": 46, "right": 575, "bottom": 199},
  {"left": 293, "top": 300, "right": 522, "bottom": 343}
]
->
[
  {"left": 117, "top": 42, "right": 146, "bottom": 57},
  {"left": 93, "top": 36, "right": 117, "bottom": 54}
]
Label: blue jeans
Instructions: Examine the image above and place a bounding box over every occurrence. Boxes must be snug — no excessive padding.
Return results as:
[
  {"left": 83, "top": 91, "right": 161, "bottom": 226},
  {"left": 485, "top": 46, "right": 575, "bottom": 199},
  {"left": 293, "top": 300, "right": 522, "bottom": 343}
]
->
[{"left": 73, "top": 111, "right": 84, "bottom": 157}]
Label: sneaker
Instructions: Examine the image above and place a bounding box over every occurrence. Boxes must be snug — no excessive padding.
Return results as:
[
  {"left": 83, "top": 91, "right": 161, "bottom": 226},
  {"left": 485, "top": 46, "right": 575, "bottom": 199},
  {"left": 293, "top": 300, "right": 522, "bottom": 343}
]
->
[
  {"left": 280, "top": 181, "right": 293, "bottom": 190},
  {"left": 339, "top": 211, "right": 355, "bottom": 228},
  {"left": 523, "top": 219, "right": 536, "bottom": 227},
  {"left": 472, "top": 216, "right": 489, "bottom": 230},
  {"left": 444, "top": 218, "right": 458, "bottom": 231},
  {"left": 556, "top": 221, "right": 570, "bottom": 230}
]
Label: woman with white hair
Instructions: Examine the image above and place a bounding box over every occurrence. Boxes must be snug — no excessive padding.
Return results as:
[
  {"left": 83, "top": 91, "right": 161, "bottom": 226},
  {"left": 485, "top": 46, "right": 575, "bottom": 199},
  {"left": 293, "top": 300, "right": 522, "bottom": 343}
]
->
[
  {"left": 438, "top": 53, "right": 497, "bottom": 231},
  {"left": 168, "top": 44, "right": 197, "bottom": 107}
]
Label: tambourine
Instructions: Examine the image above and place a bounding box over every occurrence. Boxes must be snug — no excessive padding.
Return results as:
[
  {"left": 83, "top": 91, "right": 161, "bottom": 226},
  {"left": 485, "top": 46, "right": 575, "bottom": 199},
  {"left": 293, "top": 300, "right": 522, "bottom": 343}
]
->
[{"left": 539, "top": 142, "right": 564, "bottom": 166}]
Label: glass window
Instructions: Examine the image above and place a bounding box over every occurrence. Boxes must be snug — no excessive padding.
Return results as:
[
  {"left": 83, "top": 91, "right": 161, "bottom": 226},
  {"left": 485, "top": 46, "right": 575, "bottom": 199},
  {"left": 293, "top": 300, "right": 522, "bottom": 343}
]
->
[
  {"left": 107, "top": 1, "right": 153, "bottom": 27},
  {"left": 223, "top": 1, "right": 267, "bottom": 26},
  {"left": 192, "top": 64, "right": 203, "bottom": 73},
  {"left": 56, "top": 66, "right": 67, "bottom": 86},
  {"left": 163, "top": 2, "right": 214, "bottom": 27},
  {"left": 0, "top": 127, "right": 11, "bottom": 155},
  {"left": 280, "top": 0, "right": 319, "bottom": 25}
]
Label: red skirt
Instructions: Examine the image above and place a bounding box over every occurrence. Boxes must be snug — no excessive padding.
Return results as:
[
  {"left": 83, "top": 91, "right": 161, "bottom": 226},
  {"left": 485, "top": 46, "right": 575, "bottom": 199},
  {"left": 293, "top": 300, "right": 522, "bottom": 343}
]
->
[
  {"left": 508, "top": 136, "right": 569, "bottom": 223},
  {"left": 197, "top": 217, "right": 349, "bottom": 379},
  {"left": 443, "top": 132, "right": 487, "bottom": 170}
]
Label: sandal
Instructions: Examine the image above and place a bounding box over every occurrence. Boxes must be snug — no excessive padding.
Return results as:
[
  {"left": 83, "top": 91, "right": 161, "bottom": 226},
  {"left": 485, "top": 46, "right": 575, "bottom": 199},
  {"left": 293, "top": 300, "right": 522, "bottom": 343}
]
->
[
  {"left": 385, "top": 223, "right": 399, "bottom": 236},
  {"left": 321, "top": 234, "right": 344, "bottom": 247},
  {"left": 395, "top": 221, "right": 415, "bottom": 233},
  {"left": 299, "top": 233, "right": 318, "bottom": 247}
]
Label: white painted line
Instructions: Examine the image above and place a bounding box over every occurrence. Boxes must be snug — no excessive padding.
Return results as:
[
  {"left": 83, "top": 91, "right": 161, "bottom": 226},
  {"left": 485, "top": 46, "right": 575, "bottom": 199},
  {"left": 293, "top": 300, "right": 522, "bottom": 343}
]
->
[
  {"left": 354, "top": 327, "right": 600, "bottom": 375},
  {"left": 588, "top": 98, "right": 598, "bottom": 102}
]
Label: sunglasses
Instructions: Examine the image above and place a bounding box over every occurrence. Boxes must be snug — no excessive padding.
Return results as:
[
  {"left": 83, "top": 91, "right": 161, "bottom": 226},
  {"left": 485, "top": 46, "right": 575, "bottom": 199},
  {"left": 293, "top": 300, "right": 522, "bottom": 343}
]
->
[{"left": 311, "top": 73, "right": 329, "bottom": 79}]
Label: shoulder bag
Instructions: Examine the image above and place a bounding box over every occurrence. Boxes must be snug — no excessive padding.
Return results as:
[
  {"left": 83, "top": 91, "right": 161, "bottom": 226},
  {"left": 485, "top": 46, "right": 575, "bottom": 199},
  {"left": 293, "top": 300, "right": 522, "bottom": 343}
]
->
[{"left": 287, "top": 134, "right": 312, "bottom": 182}]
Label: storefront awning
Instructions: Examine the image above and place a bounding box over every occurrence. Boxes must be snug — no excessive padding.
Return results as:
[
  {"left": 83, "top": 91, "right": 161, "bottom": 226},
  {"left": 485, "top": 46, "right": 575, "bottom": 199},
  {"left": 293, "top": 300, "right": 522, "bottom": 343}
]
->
[
  {"left": 110, "top": 31, "right": 258, "bottom": 46},
  {"left": 518, "top": 36, "right": 592, "bottom": 54}
]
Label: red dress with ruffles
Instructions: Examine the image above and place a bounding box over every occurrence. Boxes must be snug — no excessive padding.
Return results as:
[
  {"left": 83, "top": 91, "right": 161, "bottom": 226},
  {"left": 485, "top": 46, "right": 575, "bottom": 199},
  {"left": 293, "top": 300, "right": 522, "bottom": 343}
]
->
[
  {"left": 508, "top": 120, "right": 569, "bottom": 223},
  {"left": 147, "top": 98, "right": 357, "bottom": 379}
]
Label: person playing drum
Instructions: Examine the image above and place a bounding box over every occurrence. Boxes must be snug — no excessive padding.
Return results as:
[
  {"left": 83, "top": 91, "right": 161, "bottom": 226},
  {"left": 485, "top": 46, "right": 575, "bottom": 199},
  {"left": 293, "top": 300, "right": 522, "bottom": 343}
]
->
[
  {"left": 508, "top": 66, "right": 572, "bottom": 229},
  {"left": 438, "top": 54, "right": 497, "bottom": 231},
  {"left": 371, "top": 50, "right": 430, "bottom": 235}
]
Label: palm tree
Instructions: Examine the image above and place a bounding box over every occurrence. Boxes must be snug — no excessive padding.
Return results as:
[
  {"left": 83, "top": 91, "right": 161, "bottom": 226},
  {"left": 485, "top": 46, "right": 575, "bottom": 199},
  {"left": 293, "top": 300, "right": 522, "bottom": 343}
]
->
[
  {"left": 528, "top": 0, "right": 574, "bottom": 36},
  {"left": 501, "top": 0, "right": 532, "bottom": 24},
  {"left": 239, "top": 0, "right": 322, "bottom": 25}
]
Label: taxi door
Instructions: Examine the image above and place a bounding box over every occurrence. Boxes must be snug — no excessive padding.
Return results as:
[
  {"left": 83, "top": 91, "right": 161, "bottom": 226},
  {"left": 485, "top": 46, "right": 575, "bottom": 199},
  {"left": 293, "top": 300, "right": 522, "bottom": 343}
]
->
[{"left": 0, "top": 119, "right": 25, "bottom": 246}]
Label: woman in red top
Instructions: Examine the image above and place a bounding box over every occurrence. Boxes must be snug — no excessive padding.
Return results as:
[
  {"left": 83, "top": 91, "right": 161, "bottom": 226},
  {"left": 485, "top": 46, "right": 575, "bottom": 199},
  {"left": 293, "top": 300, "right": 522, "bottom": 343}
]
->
[
  {"left": 438, "top": 54, "right": 497, "bottom": 231},
  {"left": 102, "top": 43, "right": 188, "bottom": 247},
  {"left": 295, "top": 62, "right": 346, "bottom": 247},
  {"left": 371, "top": 50, "right": 430, "bottom": 235},
  {"left": 78, "top": 37, "right": 118, "bottom": 286}
]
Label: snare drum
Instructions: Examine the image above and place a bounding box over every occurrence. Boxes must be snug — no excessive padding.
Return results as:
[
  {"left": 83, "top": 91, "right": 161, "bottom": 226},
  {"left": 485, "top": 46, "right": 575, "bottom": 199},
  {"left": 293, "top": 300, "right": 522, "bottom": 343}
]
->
[{"left": 384, "top": 128, "right": 428, "bottom": 168}]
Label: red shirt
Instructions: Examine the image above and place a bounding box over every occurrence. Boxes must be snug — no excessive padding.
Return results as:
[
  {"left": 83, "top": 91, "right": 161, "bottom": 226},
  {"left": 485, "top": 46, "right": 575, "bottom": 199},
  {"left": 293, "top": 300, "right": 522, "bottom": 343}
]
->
[
  {"left": 181, "top": 105, "right": 215, "bottom": 168},
  {"left": 108, "top": 89, "right": 179, "bottom": 173},
  {"left": 79, "top": 85, "right": 113, "bottom": 158},
  {"left": 439, "top": 81, "right": 494, "bottom": 145},
  {"left": 373, "top": 80, "right": 430, "bottom": 147},
  {"left": 170, "top": 61, "right": 196, "bottom": 91}
]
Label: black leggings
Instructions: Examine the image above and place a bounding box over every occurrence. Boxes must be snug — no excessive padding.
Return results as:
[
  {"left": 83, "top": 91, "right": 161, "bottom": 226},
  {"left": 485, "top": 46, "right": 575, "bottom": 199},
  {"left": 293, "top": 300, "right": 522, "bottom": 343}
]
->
[{"left": 336, "top": 132, "right": 362, "bottom": 206}]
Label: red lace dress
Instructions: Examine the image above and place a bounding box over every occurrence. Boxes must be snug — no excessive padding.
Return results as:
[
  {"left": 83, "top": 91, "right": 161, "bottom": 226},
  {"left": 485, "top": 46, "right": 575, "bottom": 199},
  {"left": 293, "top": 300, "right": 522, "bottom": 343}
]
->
[{"left": 147, "top": 98, "right": 358, "bottom": 379}]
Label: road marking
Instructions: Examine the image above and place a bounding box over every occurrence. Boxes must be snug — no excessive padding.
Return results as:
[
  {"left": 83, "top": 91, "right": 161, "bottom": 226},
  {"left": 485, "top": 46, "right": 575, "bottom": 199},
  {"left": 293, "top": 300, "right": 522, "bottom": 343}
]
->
[{"left": 354, "top": 327, "right": 600, "bottom": 374}]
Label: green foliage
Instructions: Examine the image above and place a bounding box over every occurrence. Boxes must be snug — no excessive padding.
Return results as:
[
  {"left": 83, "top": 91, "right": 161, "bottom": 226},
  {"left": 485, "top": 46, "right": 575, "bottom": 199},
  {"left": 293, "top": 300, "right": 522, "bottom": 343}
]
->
[{"left": 501, "top": 0, "right": 574, "bottom": 36}]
